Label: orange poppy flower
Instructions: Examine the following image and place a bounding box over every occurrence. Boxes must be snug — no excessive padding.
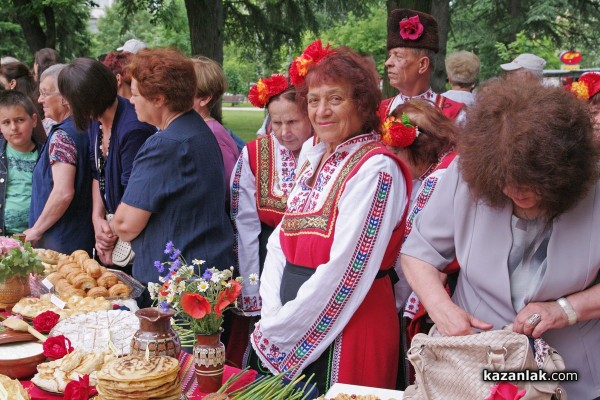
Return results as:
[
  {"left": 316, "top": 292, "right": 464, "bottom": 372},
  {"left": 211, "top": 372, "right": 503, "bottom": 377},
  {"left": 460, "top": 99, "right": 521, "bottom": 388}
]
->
[{"left": 181, "top": 293, "right": 211, "bottom": 319}]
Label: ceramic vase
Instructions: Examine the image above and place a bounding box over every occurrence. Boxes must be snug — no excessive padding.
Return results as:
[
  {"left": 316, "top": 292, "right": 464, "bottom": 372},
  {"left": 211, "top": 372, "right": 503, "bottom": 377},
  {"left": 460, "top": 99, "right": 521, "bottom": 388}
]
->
[
  {"left": 0, "top": 275, "right": 30, "bottom": 310},
  {"left": 194, "top": 329, "right": 226, "bottom": 393},
  {"left": 131, "top": 307, "right": 181, "bottom": 358}
]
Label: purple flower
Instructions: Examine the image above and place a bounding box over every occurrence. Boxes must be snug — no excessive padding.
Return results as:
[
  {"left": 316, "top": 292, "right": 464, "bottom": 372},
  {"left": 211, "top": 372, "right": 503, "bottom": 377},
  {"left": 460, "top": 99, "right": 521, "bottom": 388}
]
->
[
  {"left": 154, "top": 260, "right": 165, "bottom": 274},
  {"left": 169, "top": 259, "right": 181, "bottom": 274},
  {"left": 202, "top": 269, "right": 213, "bottom": 280},
  {"left": 159, "top": 301, "right": 170, "bottom": 313},
  {"left": 164, "top": 241, "right": 174, "bottom": 255},
  {"left": 170, "top": 248, "right": 181, "bottom": 261}
]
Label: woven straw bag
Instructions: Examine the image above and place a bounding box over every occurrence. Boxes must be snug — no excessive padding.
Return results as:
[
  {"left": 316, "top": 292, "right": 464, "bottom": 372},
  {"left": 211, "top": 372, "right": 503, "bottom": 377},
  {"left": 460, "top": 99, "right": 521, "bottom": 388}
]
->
[{"left": 403, "top": 326, "right": 566, "bottom": 400}]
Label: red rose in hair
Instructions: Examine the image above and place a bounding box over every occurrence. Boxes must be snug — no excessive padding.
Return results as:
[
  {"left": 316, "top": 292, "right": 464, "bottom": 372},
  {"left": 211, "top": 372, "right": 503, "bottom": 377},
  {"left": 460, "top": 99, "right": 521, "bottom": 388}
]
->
[
  {"left": 399, "top": 15, "right": 424, "bottom": 40},
  {"left": 63, "top": 375, "right": 97, "bottom": 400},
  {"left": 181, "top": 292, "right": 211, "bottom": 319},
  {"left": 380, "top": 114, "right": 418, "bottom": 148},
  {"left": 248, "top": 74, "right": 289, "bottom": 108},
  {"left": 33, "top": 310, "right": 60, "bottom": 333},
  {"left": 43, "top": 335, "right": 74, "bottom": 360},
  {"left": 485, "top": 383, "right": 526, "bottom": 400},
  {"left": 289, "top": 39, "right": 334, "bottom": 87}
]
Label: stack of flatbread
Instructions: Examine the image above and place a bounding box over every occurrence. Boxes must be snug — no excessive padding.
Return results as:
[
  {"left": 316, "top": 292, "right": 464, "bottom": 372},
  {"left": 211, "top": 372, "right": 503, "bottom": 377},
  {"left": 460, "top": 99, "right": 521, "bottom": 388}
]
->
[
  {"left": 96, "top": 354, "right": 181, "bottom": 399},
  {"left": 0, "top": 374, "right": 30, "bottom": 399},
  {"left": 31, "top": 349, "right": 117, "bottom": 393}
]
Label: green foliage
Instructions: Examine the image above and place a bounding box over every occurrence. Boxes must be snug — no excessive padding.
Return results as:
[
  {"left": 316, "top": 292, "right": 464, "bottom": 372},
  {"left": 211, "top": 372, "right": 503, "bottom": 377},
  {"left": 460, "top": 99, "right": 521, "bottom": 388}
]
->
[
  {"left": 224, "top": 69, "right": 244, "bottom": 95},
  {"left": 0, "top": 0, "right": 94, "bottom": 62},
  {"left": 312, "top": 4, "right": 387, "bottom": 77},
  {"left": 92, "top": 0, "right": 190, "bottom": 57},
  {"left": 0, "top": 240, "right": 43, "bottom": 284},
  {"left": 449, "top": 0, "right": 600, "bottom": 79}
]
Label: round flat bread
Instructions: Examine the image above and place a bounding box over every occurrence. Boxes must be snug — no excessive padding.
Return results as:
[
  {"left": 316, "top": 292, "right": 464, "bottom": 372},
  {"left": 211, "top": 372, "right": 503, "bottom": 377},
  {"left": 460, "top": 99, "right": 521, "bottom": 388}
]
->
[{"left": 97, "top": 355, "right": 179, "bottom": 382}]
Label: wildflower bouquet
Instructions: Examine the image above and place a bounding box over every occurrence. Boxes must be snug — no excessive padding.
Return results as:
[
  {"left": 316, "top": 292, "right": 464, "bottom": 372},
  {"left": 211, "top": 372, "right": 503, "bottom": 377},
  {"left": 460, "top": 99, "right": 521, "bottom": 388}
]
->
[
  {"left": 0, "top": 237, "right": 43, "bottom": 283},
  {"left": 148, "top": 242, "right": 257, "bottom": 339}
]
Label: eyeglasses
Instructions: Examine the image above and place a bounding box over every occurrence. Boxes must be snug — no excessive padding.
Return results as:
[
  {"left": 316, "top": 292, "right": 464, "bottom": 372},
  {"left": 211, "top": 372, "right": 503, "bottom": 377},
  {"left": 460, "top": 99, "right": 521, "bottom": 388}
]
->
[{"left": 39, "top": 91, "right": 60, "bottom": 99}]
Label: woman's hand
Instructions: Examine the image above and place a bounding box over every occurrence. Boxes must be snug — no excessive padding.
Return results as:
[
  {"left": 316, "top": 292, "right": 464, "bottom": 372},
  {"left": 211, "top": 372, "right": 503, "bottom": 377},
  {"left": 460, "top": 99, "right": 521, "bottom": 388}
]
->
[
  {"left": 95, "top": 246, "right": 113, "bottom": 266},
  {"left": 93, "top": 218, "right": 118, "bottom": 249},
  {"left": 513, "top": 301, "right": 569, "bottom": 338},
  {"left": 23, "top": 227, "right": 42, "bottom": 245},
  {"left": 429, "top": 301, "right": 493, "bottom": 336}
]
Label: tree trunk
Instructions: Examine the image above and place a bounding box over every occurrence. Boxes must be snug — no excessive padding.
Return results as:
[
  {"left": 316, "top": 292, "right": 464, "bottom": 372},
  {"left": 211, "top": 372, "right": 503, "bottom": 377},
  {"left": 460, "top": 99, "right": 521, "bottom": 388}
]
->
[
  {"left": 11, "top": 0, "right": 49, "bottom": 53},
  {"left": 42, "top": 5, "right": 56, "bottom": 48},
  {"left": 185, "top": 0, "right": 224, "bottom": 122},
  {"left": 508, "top": 0, "right": 522, "bottom": 43},
  {"left": 431, "top": 0, "right": 450, "bottom": 92},
  {"left": 384, "top": 0, "right": 450, "bottom": 96}
]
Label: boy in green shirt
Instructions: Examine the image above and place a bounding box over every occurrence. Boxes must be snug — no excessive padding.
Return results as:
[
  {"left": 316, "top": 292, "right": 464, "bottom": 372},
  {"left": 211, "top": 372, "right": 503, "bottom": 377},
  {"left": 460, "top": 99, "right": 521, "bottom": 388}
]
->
[{"left": 0, "top": 91, "right": 39, "bottom": 235}]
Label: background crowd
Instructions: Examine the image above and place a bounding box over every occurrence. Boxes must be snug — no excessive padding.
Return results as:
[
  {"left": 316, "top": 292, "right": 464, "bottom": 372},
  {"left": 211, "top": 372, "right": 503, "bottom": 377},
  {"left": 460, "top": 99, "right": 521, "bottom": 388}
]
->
[{"left": 1, "top": 6, "right": 599, "bottom": 400}]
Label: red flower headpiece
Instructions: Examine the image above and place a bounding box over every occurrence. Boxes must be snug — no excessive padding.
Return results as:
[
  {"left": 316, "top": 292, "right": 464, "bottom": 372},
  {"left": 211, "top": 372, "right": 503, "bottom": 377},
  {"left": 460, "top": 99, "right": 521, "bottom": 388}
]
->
[
  {"left": 289, "top": 39, "right": 335, "bottom": 87},
  {"left": 248, "top": 74, "right": 289, "bottom": 108},
  {"left": 399, "top": 15, "right": 424, "bottom": 40},
  {"left": 568, "top": 72, "right": 600, "bottom": 101},
  {"left": 380, "top": 113, "right": 419, "bottom": 148}
]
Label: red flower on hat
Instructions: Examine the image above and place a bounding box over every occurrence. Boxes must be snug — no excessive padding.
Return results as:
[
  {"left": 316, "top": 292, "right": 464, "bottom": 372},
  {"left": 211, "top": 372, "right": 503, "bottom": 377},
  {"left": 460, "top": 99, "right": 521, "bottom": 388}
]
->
[
  {"left": 399, "top": 15, "right": 424, "bottom": 40},
  {"left": 289, "top": 39, "right": 334, "bottom": 87},
  {"left": 248, "top": 74, "right": 289, "bottom": 108},
  {"left": 380, "top": 113, "right": 419, "bottom": 148}
]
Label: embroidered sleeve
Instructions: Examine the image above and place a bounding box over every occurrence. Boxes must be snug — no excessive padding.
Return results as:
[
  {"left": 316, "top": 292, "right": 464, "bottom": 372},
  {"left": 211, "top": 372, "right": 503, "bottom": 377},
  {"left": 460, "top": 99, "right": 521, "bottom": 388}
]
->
[
  {"left": 402, "top": 158, "right": 460, "bottom": 270},
  {"left": 253, "top": 155, "right": 407, "bottom": 376},
  {"left": 49, "top": 130, "right": 77, "bottom": 166},
  {"left": 230, "top": 147, "right": 263, "bottom": 315}
]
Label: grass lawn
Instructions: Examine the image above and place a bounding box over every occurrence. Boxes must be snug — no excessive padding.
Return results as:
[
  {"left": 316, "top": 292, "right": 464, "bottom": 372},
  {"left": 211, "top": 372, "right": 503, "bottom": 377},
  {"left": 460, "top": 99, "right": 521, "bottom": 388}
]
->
[{"left": 222, "top": 107, "right": 266, "bottom": 143}]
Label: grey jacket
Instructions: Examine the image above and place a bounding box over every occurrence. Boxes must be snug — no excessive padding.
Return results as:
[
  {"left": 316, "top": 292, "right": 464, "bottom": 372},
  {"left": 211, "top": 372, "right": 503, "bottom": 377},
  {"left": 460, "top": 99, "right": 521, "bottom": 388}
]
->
[{"left": 402, "top": 159, "right": 600, "bottom": 399}]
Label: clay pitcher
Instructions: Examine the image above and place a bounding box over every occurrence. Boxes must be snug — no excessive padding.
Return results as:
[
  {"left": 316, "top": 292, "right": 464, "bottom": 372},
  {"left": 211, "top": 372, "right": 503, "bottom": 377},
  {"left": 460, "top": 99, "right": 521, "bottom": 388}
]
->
[{"left": 131, "top": 307, "right": 181, "bottom": 358}]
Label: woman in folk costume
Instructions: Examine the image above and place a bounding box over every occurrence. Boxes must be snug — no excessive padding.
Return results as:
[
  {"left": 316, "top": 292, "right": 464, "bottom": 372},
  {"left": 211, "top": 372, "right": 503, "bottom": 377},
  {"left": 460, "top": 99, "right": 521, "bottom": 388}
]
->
[
  {"left": 568, "top": 71, "right": 600, "bottom": 131},
  {"left": 380, "top": 100, "right": 458, "bottom": 388},
  {"left": 401, "top": 78, "right": 600, "bottom": 398},
  {"left": 247, "top": 41, "right": 412, "bottom": 394},
  {"left": 228, "top": 74, "right": 313, "bottom": 365}
]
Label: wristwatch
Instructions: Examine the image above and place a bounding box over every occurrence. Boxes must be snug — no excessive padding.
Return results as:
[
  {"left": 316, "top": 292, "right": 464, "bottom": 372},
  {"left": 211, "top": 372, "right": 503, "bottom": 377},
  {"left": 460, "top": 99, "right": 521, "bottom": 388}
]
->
[{"left": 556, "top": 297, "right": 578, "bottom": 325}]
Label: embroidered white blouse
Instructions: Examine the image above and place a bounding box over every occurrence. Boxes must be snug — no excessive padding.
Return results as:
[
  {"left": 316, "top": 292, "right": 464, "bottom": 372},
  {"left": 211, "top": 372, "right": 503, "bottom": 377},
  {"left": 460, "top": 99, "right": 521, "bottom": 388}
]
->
[{"left": 253, "top": 133, "right": 407, "bottom": 376}]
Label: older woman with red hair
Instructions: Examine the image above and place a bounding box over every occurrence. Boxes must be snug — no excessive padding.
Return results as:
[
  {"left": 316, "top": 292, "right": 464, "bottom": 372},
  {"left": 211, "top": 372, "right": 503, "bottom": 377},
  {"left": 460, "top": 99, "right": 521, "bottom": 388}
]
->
[
  {"left": 247, "top": 42, "right": 411, "bottom": 393},
  {"left": 110, "top": 48, "right": 234, "bottom": 306}
]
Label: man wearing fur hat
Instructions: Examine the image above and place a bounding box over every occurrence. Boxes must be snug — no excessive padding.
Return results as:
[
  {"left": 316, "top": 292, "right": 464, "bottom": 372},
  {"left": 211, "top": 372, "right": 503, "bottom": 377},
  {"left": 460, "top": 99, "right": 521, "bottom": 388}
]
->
[{"left": 379, "top": 9, "right": 465, "bottom": 121}]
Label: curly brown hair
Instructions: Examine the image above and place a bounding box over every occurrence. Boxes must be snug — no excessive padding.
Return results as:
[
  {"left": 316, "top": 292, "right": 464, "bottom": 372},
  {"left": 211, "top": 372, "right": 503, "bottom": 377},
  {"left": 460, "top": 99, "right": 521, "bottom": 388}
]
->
[
  {"left": 459, "top": 78, "right": 599, "bottom": 220},
  {"left": 389, "top": 99, "right": 456, "bottom": 167},
  {"left": 297, "top": 46, "right": 381, "bottom": 134},
  {"left": 126, "top": 47, "right": 195, "bottom": 113}
]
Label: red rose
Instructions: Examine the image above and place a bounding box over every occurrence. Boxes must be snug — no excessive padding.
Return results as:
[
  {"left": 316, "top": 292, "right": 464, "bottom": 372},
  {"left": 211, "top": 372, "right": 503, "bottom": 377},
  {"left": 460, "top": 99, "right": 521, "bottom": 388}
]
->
[
  {"left": 485, "top": 383, "right": 527, "bottom": 400},
  {"left": 43, "top": 335, "right": 74, "bottom": 360},
  {"left": 181, "top": 293, "right": 211, "bottom": 319},
  {"left": 64, "top": 375, "right": 97, "bottom": 400},
  {"left": 33, "top": 310, "right": 60, "bottom": 333},
  {"left": 399, "top": 15, "right": 424, "bottom": 40}
]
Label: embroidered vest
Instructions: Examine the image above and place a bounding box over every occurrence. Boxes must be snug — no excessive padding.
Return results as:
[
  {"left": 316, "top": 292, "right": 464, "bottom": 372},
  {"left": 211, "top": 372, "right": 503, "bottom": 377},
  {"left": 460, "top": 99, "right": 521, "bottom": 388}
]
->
[
  {"left": 280, "top": 141, "right": 412, "bottom": 272},
  {"left": 247, "top": 135, "right": 295, "bottom": 228}
]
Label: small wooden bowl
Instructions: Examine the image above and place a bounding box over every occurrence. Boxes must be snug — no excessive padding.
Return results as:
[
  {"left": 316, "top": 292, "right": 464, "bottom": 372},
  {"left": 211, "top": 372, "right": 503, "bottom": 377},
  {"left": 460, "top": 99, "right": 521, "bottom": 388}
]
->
[{"left": 0, "top": 342, "right": 45, "bottom": 379}]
